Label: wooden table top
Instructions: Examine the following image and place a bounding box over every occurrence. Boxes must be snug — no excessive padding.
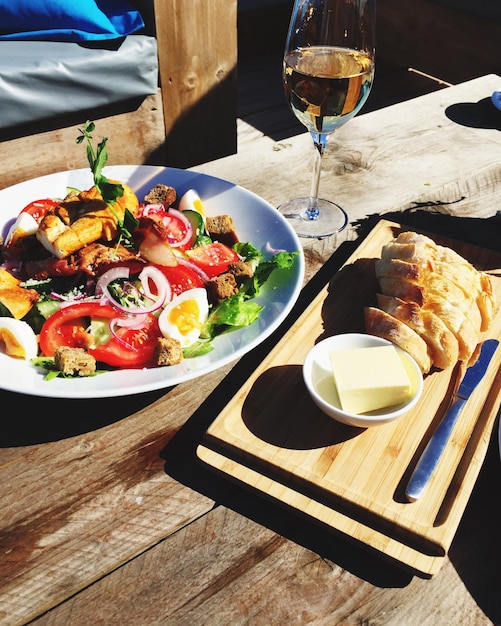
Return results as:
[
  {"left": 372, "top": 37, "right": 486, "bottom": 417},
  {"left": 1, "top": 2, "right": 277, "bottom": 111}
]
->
[{"left": 2, "top": 74, "right": 501, "bottom": 626}]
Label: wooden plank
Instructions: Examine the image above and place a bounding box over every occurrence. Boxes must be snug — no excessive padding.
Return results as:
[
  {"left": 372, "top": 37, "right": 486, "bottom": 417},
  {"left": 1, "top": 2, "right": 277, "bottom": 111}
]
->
[
  {"left": 28, "top": 504, "right": 491, "bottom": 625},
  {"left": 0, "top": 93, "right": 167, "bottom": 191},
  {"left": 200, "top": 75, "right": 501, "bottom": 225},
  {"left": 0, "top": 367, "right": 236, "bottom": 626},
  {"left": 154, "top": 0, "right": 238, "bottom": 168}
]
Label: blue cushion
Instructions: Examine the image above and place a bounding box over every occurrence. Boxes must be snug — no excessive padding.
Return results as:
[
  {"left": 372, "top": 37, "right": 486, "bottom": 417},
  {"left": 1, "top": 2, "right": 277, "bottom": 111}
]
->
[{"left": 0, "top": 0, "right": 144, "bottom": 42}]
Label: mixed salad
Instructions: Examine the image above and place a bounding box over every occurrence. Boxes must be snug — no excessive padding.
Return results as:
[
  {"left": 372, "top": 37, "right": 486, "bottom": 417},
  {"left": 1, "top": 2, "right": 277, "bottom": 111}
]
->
[{"left": 0, "top": 122, "right": 299, "bottom": 379}]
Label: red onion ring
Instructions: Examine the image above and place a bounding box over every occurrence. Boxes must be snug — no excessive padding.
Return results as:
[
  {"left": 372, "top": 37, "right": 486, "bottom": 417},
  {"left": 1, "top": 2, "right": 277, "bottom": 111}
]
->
[
  {"left": 167, "top": 208, "right": 193, "bottom": 248},
  {"left": 139, "top": 204, "right": 164, "bottom": 217},
  {"left": 111, "top": 314, "right": 149, "bottom": 330},
  {"left": 139, "top": 204, "right": 193, "bottom": 249},
  {"left": 109, "top": 317, "right": 144, "bottom": 351},
  {"left": 95, "top": 265, "right": 170, "bottom": 315},
  {"left": 95, "top": 267, "right": 130, "bottom": 298},
  {"left": 265, "top": 242, "right": 286, "bottom": 254},
  {"left": 138, "top": 265, "right": 172, "bottom": 305}
]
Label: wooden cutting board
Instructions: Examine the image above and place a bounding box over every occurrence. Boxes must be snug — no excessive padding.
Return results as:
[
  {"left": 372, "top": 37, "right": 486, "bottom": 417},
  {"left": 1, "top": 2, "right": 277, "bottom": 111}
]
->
[{"left": 197, "top": 219, "right": 501, "bottom": 577}]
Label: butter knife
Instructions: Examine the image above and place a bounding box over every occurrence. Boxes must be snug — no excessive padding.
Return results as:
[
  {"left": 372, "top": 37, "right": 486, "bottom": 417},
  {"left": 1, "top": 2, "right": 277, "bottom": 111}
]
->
[{"left": 405, "top": 338, "right": 499, "bottom": 502}]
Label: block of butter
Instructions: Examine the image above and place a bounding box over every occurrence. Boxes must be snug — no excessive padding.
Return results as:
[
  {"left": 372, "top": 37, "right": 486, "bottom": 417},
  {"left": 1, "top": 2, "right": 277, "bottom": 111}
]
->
[{"left": 329, "top": 345, "right": 412, "bottom": 414}]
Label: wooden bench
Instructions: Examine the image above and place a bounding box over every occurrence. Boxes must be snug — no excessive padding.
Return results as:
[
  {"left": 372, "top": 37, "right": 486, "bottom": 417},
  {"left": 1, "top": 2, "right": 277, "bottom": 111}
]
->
[{"left": 0, "top": 0, "right": 237, "bottom": 190}]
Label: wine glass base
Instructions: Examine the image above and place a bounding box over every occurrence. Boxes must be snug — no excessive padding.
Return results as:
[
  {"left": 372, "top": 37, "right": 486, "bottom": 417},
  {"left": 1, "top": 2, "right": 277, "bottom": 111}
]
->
[{"left": 277, "top": 197, "right": 348, "bottom": 238}]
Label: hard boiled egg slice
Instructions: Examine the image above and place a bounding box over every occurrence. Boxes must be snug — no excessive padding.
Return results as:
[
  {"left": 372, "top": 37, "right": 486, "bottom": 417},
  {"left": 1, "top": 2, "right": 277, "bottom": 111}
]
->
[
  {"left": 4, "top": 212, "right": 39, "bottom": 248},
  {"left": 178, "top": 189, "right": 205, "bottom": 218},
  {"left": 0, "top": 318, "right": 38, "bottom": 360},
  {"left": 158, "top": 288, "right": 209, "bottom": 348}
]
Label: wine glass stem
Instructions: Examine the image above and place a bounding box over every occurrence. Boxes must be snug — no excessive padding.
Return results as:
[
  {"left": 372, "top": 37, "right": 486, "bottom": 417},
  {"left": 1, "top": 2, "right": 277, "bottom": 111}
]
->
[{"left": 307, "top": 133, "right": 329, "bottom": 220}]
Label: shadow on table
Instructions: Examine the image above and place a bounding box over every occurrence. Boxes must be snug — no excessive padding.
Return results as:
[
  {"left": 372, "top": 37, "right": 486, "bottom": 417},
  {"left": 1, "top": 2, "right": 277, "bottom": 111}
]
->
[
  {"left": 448, "top": 429, "right": 501, "bottom": 623},
  {"left": 445, "top": 96, "right": 501, "bottom": 131},
  {"left": 0, "top": 388, "right": 168, "bottom": 446},
  {"left": 162, "top": 209, "right": 501, "bottom": 619}
]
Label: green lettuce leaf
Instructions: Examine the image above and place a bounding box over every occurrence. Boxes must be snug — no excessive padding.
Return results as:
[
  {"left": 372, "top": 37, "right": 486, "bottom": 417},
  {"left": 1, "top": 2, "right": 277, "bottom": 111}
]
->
[
  {"left": 202, "top": 292, "right": 264, "bottom": 339},
  {"left": 239, "top": 250, "right": 299, "bottom": 299}
]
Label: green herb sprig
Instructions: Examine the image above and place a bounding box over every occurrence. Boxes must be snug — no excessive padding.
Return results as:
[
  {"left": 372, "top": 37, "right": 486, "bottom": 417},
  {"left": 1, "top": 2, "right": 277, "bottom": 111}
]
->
[
  {"left": 76, "top": 121, "right": 124, "bottom": 204},
  {"left": 76, "top": 120, "right": 138, "bottom": 248}
]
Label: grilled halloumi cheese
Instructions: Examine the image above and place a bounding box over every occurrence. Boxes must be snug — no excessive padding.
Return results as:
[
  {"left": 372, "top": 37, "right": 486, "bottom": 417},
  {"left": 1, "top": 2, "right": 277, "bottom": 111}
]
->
[
  {"left": 0, "top": 268, "right": 40, "bottom": 319},
  {"left": 36, "top": 182, "right": 139, "bottom": 259}
]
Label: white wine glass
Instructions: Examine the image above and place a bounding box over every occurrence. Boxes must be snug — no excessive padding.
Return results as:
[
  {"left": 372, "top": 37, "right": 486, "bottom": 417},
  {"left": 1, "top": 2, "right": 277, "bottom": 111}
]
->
[{"left": 278, "top": 0, "right": 376, "bottom": 238}]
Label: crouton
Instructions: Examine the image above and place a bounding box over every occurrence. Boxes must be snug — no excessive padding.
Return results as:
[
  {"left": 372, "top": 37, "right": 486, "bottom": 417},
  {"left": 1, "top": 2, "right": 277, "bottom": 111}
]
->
[
  {"left": 206, "top": 272, "right": 239, "bottom": 302},
  {"left": 155, "top": 337, "right": 183, "bottom": 366},
  {"left": 206, "top": 215, "right": 239, "bottom": 246},
  {"left": 144, "top": 184, "right": 177, "bottom": 208},
  {"left": 54, "top": 346, "right": 96, "bottom": 377},
  {"left": 228, "top": 260, "right": 254, "bottom": 284}
]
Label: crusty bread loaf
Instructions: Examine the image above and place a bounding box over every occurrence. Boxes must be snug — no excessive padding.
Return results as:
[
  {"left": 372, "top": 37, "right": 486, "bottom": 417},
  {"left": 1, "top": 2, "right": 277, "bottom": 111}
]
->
[
  {"left": 365, "top": 231, "right": 496, "bottom": 372},
  {"left": 375, "top": 293, "right": 459, "bottom": 370},
  {"left": 364, "top": 306, "right": 432, "bottom": 374}
]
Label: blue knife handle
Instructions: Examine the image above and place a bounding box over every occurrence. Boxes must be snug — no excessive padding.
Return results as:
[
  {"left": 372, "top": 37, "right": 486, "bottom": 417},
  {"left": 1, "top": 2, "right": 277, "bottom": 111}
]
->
[{"left": 405, "top": 396, "right": 466, "bottom": 502}]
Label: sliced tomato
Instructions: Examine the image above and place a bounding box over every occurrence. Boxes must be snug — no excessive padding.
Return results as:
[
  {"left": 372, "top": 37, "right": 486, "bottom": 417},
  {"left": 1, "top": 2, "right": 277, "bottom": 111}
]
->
[
  {"left": 154, "top": 264, "right": 204, "bottom": 296},
  {"left": 20, "top": 198, "right": 59, "bottom": 223},
  {"left": 139, "top": 206, "right": 192, "bottom": 250},
  {"left": 185, "top": 242, "right": 240, "bottom": 278},
  {"left": 39, "top": 301, "right": 161, "bottom": 368},
  {"left": 92, "top": 315, "right": 161, "bottom": 367}
]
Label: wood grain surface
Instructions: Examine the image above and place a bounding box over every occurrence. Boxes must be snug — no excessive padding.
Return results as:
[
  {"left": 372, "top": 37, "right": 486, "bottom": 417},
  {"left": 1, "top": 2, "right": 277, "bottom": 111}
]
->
[
  {"left": 153, "top": 0, "right": 238, "bottom": 168},
  {"left": 2, "top": 75, "right": 501, "bottom": 625}
]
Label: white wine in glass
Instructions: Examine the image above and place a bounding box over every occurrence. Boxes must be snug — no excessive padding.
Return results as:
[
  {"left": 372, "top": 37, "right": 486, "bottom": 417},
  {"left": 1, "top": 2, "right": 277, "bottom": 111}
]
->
[{"left": 278, "top": 0, "right": 376, "bottom": 238}]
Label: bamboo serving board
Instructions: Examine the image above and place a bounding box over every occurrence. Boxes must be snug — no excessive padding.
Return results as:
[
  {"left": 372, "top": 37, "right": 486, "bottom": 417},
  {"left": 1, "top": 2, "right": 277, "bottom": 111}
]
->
[{"left": 197, "top": 220, "right": 501, "bottom": 577}]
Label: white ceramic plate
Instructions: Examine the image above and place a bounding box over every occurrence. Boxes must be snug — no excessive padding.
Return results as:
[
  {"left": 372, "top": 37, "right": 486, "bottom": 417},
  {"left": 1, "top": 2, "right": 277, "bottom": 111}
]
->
[{"left": 0, "top": 165, "right": 304, "bottom": 398}]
